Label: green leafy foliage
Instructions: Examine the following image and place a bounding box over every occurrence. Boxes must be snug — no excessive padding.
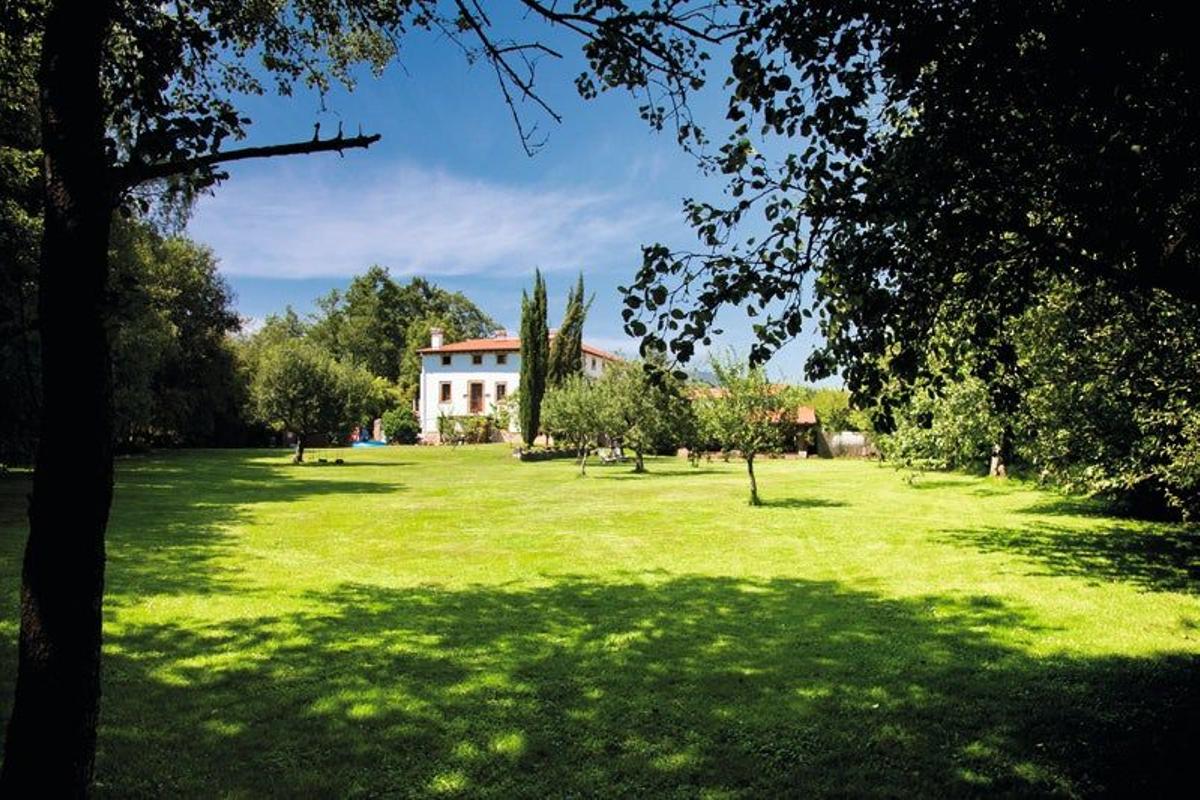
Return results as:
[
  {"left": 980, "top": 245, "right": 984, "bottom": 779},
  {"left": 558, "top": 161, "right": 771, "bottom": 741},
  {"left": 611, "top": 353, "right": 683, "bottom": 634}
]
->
[
  {"left": 437, "top": 414, "right": 495, "bottom": 445},
  {"left": 249, "top": 338, "right": 383, "bottom": 461},
  {"left": 616, "top": 0, "right": 1200, "bottom": 513},
  {"left": 877, "top": 377, "right": 1004, "bottom": 477},
  {"left": 595, "top": 359, "right": 695, "bottom": 471},
  {"left": 801, "top": 387, "right": 871, "bottom": 433},
  {"left": 541, "top": 374, "right": 606, "bottom": 475},
  {"left": 695, "top": 354, "right": 797, "bottom": 505},
  {"left": 108, "top": 220, "right": 250, "bottom": 449},
  {"left": 309, "top": 268, "right": 496, "bottom": 396},
  {"left": 547, "top": 274, "right": 591, "bottom": 386},
  {"left": 1014, "top": 281, "right": 1200, "bottom": 518},
  {"left": 380, "top": 407, "right": 419, "bottom": 445},
  {"left": 491, "top": 388, "right": 517, "bottom": 433},
  {"left": 518, "top": 270, "right": 549, "bottom": 447},
  {"left": 627, "top": 2, "right": 1200, "bottom": 378}
]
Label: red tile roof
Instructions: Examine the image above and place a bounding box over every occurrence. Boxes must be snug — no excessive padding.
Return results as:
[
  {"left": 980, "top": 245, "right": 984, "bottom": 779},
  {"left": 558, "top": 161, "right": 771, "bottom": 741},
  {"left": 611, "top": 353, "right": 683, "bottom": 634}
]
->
[
  {"left": 418, "top": 336, "right": 619, "bottom": 362},
  {"left": 786, "top": 405, "right": 819, "bottom": 425},
  {"left": 418, "top": 337, "right": 520, "bottom": 353},
  {"left": 688, "top": 386, "right": 817, "bottom": 425}
]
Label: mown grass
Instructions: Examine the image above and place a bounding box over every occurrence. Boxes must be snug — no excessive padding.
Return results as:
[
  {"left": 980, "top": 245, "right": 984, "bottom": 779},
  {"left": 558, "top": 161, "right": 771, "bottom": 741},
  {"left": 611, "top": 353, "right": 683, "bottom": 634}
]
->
[{"left": 0, "top": 445, "right": 1197, "bottom": 797}]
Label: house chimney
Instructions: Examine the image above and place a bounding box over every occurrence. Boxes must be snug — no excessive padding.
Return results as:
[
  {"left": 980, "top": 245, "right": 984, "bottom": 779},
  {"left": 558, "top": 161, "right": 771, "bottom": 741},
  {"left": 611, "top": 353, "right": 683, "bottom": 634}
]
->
[{"left": 430, "top": 327, "right": 444, "bottom": 349}]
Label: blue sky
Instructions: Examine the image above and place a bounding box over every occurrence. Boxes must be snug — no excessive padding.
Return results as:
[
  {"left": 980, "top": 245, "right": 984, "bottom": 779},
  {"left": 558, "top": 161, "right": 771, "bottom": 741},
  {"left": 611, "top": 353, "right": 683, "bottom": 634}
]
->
[{"left": 186, "top": 17, "right": 828, "bottom": 382}]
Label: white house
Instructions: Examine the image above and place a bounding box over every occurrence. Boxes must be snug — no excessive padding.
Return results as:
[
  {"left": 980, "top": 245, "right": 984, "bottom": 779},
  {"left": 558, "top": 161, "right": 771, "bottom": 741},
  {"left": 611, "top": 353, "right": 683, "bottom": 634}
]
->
[{"left": 416, "top": 328, "right": 618, "bottom": 440}]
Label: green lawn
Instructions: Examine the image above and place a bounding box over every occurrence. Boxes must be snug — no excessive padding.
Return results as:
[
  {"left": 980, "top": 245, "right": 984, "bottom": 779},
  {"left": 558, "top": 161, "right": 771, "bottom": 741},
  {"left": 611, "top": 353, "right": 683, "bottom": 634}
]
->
[{"left": 1, "top": 446, "right": 1197, "bottom": 797}]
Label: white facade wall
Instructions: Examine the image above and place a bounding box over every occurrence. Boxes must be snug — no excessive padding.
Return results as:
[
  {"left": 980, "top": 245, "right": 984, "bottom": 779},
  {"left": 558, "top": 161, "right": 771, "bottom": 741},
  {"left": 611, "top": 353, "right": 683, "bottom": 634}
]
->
[
  {"left": 581, "top": 353, "right": 607, "bottom": 379},
  {"left": 418, "top": 347, "right": 614, "bottom": 435},
  {"left": 418, "top": 351, "right": 519, "bottom": 434}
]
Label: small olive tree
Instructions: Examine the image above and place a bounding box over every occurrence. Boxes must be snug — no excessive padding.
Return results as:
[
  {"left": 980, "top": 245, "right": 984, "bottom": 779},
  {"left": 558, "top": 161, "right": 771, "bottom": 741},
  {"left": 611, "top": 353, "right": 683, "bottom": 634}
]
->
[
  {"left": 696, "top": 355, "right": 795, "bottom": 505},
  {"left": 597, "top": 360, "right": 695, "bottom": 472},
  {"left": 541, "top": 374, "right": 607, "bottom": 475}
]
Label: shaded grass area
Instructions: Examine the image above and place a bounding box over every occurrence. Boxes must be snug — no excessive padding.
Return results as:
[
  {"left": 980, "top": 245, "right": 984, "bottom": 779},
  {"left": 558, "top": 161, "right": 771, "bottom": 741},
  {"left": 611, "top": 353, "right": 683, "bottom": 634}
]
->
[
  {"left": 1, "top": 447, "right": 1198, "bottom": 797},
  {"left": 943, "top": 523, "right": 1200, "bottom": 594}
]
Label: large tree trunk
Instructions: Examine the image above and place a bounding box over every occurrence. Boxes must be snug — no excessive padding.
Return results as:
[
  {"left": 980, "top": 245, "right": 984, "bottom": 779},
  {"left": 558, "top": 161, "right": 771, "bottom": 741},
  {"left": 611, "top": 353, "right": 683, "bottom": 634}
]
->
[
  {"left": 1, "top": 2, "right": 114, "bottom": 795},
  {"left": 294, "top": 437, "right": 306, "bottom": 464}
]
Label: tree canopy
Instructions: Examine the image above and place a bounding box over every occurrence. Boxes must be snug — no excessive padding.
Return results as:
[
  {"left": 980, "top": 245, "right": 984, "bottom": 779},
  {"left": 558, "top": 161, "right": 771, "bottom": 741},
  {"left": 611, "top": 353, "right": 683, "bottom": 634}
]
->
[
  {"left": 625, "top": 2, "right": 1199, "bottom": 389},
  {"left": 597, "top": 359, "right": 694, "bottom": 472},
  {"left": 519, "top": 270, "right": 549, "bottom": 447},
  {"left": 250, "top": 337, "right": 386, "bottom": 463},
  {"left": 695, "top": 354, "right": 797, "bottom": 506},
  {"left": 547, "top": 274, "right": 591, "bottom": 386},
  {"left": 541, "top": 373, "right": 607, "bottom": 475},
  {"left": 308, "top": 267, "right": 496, "bottom": 393}
]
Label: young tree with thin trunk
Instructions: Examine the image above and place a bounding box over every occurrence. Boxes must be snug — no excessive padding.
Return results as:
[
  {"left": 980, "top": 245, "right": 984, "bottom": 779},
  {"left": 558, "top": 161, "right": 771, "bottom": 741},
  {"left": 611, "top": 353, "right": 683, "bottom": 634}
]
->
[
  {"left": 518, "top": 270, "right": 549, "bottom": 446},
  {"left": 696, "top": 355, "right": 792, "bottom": 506},
  {"left": 541, "top": 374, "right": 606, "bottom": 475}
]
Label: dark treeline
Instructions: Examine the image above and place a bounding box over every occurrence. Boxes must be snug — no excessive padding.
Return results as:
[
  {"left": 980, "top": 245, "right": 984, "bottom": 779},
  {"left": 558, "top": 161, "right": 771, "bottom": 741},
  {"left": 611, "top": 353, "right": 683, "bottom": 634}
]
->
[{"left": 0, "top": 230, "right": 498, "bottom": 465}]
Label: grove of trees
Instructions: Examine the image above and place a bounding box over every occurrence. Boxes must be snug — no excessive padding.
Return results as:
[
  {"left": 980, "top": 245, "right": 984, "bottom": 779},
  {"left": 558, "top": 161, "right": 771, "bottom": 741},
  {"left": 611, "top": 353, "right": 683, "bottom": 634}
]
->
[
  {"left": 518, "top": 272, "right": 593, "bottom": 446},
  {"left": 618, "top": 1, "right": 1200, "bottom": 518},
  {"left": 250, "top": 339, "right": 386, "bottom": 463},
  {"left": 308, "top": 266, "right": 497, "bottom": 399}
]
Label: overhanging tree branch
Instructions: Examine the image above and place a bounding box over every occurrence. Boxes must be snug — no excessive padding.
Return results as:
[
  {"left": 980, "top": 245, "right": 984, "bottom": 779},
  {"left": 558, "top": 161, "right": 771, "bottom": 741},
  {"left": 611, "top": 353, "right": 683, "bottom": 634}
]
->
[{"left": 113, "top": 130, "right": 382, "bottom": 189}]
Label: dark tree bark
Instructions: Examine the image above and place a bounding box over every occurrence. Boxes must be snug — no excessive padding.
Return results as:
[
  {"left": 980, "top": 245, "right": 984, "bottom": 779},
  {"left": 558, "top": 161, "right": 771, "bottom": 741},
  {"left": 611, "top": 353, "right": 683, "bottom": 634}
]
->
[
  {"left": 294, "top": 438, "right": 306, "bottom": 464},
  {"left": 633, "top": 448, "right": 645, "bottom": 473},
  {"left": 1, "top": 1, "right": 114, "bottom": 794},
  {"left": 1, "top": 2, "right": 385, "bottom": 789},
  {"left": 746, "top": 454, "right": 760, "bottom": 505}
]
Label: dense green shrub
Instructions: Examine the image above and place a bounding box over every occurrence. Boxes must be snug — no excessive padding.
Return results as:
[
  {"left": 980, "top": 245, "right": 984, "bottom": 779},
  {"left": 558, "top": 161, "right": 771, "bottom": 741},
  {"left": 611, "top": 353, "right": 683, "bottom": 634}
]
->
[
  {"left": 381, "top": 407, "right": 420, "bottom": 444},
  {"left": 437, "top": 414, "right": 495, "bottom": 444},
  {"left": 876, "top": 377, "right": 1002, "bottom": 476}
]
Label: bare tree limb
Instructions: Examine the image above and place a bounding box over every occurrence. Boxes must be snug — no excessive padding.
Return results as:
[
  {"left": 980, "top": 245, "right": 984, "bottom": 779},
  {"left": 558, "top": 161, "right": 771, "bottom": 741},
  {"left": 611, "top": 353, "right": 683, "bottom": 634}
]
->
[{"left": 114, "top": 131, "right": 382, "bottom": 188}]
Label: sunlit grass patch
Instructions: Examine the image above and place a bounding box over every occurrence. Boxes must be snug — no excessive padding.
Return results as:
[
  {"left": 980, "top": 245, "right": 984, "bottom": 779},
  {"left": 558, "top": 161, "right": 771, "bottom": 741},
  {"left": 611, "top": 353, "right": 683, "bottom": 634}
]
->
[{"left": 0, "top": 445, "right": 1196, "bottom": 797}]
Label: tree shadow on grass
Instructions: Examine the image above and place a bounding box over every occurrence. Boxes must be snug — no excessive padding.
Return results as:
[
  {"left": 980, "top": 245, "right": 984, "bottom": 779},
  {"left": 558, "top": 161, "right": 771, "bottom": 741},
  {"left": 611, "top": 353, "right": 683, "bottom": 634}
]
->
[
  {"left": 597, "top": 467, "right": 722, "bottom": 480},
  {"left": 1, "top": 451, "right": 405, "bottom": 605},
  {"left": 940, "top": 522, "right": 1200, "bottom": 594},
  {"left": 291, "top": 460, "right": 417, "bottom": 468},
  {"left": 109, "top": 452, "right": 405, "bottom": 600},
  {"left": 759, "top": 497, "right": 848, "bottom": 510},
  {"left": 83, "top": 575, "right": 1197, "bottom": 797},
  {"left": 904, "top": 478, "right": 975, "bottom": 491}
]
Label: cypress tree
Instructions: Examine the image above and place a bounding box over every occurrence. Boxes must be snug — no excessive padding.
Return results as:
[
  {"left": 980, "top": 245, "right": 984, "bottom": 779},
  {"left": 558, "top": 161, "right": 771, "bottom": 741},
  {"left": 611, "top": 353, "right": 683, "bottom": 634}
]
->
[
  {"left": 519, "top": 270, "right": 549, "bottom": 445},
  {"left": 548, "top": 273, "right": 590, "bottom": 386}
]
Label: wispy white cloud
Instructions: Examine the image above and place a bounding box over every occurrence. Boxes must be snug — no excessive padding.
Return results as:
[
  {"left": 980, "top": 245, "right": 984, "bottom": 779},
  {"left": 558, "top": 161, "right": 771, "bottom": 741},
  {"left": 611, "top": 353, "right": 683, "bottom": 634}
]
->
[{"left": 187, "top": 159, "right": 679, "bottom": 279}]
